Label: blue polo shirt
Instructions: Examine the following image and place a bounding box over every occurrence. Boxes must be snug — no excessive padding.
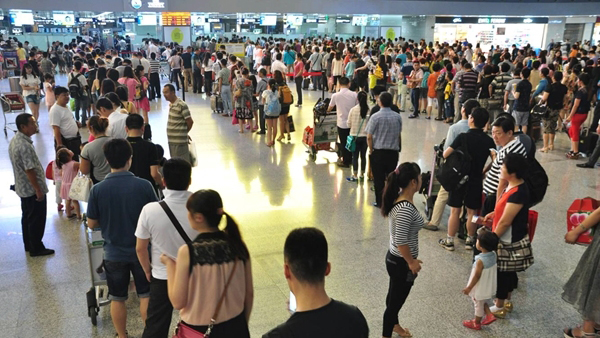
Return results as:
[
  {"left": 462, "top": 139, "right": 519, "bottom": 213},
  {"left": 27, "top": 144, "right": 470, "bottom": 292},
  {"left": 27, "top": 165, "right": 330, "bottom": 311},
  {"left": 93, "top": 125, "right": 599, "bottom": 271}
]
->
[{"left": 87, "top": 171, "right": 158, "bottom": 262}]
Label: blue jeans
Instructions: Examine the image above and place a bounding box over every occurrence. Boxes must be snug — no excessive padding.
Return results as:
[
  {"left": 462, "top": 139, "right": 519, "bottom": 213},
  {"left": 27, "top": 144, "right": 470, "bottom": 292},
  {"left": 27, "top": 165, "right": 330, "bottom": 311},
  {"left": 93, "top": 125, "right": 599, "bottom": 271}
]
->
[
  {"left": 221, "top": 84, "right": 232, "bottom": 114},
  {"left": 411, "top": 89, "right": 420, "bottom": 115}
]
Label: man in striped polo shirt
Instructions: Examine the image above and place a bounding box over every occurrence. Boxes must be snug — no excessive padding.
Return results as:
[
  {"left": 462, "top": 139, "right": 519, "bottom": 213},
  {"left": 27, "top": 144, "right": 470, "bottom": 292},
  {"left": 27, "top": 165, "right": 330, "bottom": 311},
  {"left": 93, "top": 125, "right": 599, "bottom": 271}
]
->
[
  {"left": 163, "top": 84, "right": 194, "bottom": 164},
  {"left": 481, "top": 115, "right": 527, "bottom": 216},
  {"left": 459, "top": 63, "right": 478, "bottom": 111},
  {"left": 148, "top": 53, "right": 161, "bottom": 100}
]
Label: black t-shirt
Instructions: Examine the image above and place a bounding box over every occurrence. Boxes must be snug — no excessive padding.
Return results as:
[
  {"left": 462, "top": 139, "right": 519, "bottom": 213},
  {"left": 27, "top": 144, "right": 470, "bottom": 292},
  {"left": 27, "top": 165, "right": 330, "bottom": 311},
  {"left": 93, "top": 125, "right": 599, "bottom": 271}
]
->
[
  {"left": 505, "top": 183, "right": 530, "bottom": 242},
  {"left": 544, "top": 82, "right": 567, "bottom": 110},
  {"left": 370, "top": 104, "right": 400, "bottom": 115},
  {"left": 478, "top": 75, "right": 495, "bottom": 99},
  {"left": 354, "top": 59, "right": 367, "bottom": 79},
  {"left": 181, "top": 53, "right": 193, "bottom": 69},
  {"left": 127, "top": 136, "right": 159, "bottom": 186},
  {"left": 575, "top": 88, "right": 591, "bottom": 114},
  {"left": 450, "top": 129, "right": 495, "bottom": 180},
  {"left": 263, "top": 299, "right": 369, "bottom": 338},
  {"left": 514, "top": 79, "right": 532, "bottom": 111}
]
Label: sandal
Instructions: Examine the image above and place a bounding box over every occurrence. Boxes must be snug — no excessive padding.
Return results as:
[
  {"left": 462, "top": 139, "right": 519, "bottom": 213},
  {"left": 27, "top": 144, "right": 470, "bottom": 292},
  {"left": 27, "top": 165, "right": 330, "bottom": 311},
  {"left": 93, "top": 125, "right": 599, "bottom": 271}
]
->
[
  {"left": 393, "top": 327, "right": 412, "bottom": 337},
  {"left": 463, "top": 319, "right": 482, "bottom": 330},
  {"left": 563, "top": 327, "right": 597, "bottom": 337},
  {"left": 540, "top": 147, "right": 548, "bottom": 153}
]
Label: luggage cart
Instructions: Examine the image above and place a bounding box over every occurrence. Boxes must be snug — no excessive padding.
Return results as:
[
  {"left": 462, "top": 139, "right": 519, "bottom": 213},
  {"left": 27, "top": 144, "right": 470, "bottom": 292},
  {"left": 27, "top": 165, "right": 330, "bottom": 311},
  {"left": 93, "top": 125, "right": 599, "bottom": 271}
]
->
[
  {"left": 159, "top": 61, "right": 170, "bottom": 80},
  {"left": 303, "top": 97, "right": 338, "bottom": 161},
  {"left": 84, "top": 214, "right": 110, "bottom": 326},
  {"left": 1, "top": 92, "right": 26, "bottom": 136}
]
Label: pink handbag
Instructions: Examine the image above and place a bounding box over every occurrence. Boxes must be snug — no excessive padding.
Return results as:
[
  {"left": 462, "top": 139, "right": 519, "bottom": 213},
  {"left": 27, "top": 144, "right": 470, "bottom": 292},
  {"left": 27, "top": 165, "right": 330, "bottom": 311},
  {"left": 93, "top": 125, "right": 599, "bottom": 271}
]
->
[
  {"left": 231, "top": 109, "right": 239, "bottom": 125},
  {"left": 173, "top": 261, "right": 238, "bottom": 338}
]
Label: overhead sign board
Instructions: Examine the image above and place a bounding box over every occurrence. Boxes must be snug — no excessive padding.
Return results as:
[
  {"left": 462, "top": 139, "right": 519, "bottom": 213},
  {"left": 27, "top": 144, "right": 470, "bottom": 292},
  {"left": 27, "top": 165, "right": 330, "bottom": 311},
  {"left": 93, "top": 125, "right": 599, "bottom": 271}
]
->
[{"left": 435, "top": 17, "right": 548, "bottom": 24}]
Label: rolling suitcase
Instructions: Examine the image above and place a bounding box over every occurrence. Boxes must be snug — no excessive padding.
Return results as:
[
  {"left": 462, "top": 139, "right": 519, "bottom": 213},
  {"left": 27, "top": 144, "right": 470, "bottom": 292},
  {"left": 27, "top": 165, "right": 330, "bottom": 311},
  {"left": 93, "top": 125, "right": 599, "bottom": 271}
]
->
[{"left": 211, "top": 94, "right": 223, "bottom": 113}]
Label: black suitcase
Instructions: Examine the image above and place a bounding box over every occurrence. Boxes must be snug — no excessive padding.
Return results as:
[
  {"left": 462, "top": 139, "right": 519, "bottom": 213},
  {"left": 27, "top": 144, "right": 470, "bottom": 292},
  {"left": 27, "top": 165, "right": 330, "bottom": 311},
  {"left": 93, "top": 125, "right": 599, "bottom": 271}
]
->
[
  {"left": 303, "top": 78, "right": 310, "bottom": 90},
  {"left": 579, "top": 128, "right": 598, "bottom": 156}
]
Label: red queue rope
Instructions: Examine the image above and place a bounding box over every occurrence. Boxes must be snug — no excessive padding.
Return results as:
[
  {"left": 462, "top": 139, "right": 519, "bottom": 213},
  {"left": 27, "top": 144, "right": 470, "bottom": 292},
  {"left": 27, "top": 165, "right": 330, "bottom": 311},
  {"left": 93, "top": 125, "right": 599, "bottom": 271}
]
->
[{"left": 266, "top": 71, "right": 323, "bottom": 78}]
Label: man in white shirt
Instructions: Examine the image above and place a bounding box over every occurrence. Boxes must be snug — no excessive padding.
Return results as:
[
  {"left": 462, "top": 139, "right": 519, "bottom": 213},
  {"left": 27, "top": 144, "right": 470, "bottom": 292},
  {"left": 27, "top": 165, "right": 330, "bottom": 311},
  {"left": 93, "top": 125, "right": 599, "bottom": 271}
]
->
[
  {"left": 136, "top": 158, "right": 198, "bottom": 338},
  {"left": 271, "top": 53, "right": 287, "bottom": 79},
  {"left": 328, "top": 77, "right": 358, "bottom": 167},
  {"left": 147, "top": 40, "right": 159, "bottom": 59},
  {"left": 49, "top": 86, "right": 81, "bottom": 160}
]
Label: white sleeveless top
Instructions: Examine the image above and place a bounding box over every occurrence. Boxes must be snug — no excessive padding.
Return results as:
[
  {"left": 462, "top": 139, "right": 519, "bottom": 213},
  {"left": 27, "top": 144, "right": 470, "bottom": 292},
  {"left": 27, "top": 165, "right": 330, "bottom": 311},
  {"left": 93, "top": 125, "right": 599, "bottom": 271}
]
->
[{"left": 467, "top": 252, "right": 497, "bottom": 301}]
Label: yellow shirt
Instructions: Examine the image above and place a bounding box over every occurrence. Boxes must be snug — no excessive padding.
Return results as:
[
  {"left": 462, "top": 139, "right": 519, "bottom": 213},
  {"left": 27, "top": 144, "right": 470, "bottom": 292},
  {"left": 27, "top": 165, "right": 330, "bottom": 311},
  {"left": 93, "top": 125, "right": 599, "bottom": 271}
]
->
[
  {"left": 17, "top": 48, "right": 26, "bottom": 61},
  {"left": 444, "top": 81, "right": 453, "bottom": 100}
]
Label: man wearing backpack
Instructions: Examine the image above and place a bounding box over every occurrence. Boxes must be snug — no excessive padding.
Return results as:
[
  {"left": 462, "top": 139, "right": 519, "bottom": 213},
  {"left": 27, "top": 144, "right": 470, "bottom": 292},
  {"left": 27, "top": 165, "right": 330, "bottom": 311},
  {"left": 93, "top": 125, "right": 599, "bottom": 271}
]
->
[
  {"left": 438, "top": 107, "right": 495, "bottom": 251},
  {"left": 424, "top": 99, "right": 480, "bottom": 232},
  {"left": 68, "top": 61, "right": 90, "bottom": 125},
  {"left": 255, "top": 69, "right": 269, "bottom": 135},
  {"left": 481, "top": 115, "right": 527, "bottom": 217},
  {"left": 328, "top": 77, "right": 358, "bottom": 168}
]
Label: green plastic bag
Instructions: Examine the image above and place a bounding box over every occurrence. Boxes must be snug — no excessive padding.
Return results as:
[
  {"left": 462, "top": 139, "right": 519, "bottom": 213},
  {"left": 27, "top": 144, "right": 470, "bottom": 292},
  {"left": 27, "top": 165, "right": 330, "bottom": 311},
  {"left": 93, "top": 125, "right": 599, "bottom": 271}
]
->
[{"left": 69, "top": 98, "right": 75, "bottom": 112}]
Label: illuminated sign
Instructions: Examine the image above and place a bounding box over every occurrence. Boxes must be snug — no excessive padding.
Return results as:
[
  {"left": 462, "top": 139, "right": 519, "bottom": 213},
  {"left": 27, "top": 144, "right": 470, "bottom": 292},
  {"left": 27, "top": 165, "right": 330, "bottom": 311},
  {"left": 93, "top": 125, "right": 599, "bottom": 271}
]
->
[
  {"left": 523, "top": 18, "right": 533, "bottom": 23},
  {"left": 162, "top": 12, "right": 191, "bottom": 26},
  {"left": 147, "top": 0, "right": 165, "bottom": 9},
  {"left": 121, "top": 18, "right": 136, "bottom": 23},
  {"left": 78, "top": 18, "right": 94, "bottom": 23},
  {"left": 452, "top": 18, "right": 462, "bottom": 23}
]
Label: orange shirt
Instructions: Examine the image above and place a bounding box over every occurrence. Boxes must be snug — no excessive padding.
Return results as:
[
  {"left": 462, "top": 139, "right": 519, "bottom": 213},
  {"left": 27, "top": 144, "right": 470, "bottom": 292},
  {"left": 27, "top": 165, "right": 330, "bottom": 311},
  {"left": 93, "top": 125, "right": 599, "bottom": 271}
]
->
[{"left": 427, "top": 72, "right": 440, "bottom": 98}]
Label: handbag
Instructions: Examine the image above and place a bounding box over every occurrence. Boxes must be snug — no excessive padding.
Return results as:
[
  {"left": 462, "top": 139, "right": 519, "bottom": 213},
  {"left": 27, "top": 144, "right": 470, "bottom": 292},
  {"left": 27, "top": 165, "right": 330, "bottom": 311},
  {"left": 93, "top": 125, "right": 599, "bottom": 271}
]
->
[
  {"left": 345, "top": 117, "right": 366, "bottom": 152},
  {"left": 531, "top": 102, "right": 548, "bottom": 118},
  {"left": 188, "top": 139, "right": 198, "bottom": 167},
  {"left": 45, "top": 161, "right": 54, "bottom": 180},
  {"left": 287, "top": 115, "right": 295, "bottom": 133},
  {"left": 143, "top": 123, "right": 152, "bottom": 141},
  {"left": 497, "top": 236, "right": 534, "bottom": 272},
  {"left": 68, "top": 172, "right": 93, "bottom": 202},
  {"left": 172, "top": 260, "right": 239, "bottom": 338},
  {"left": 232, "top": 109, "right": 239, "bottom": 125}
]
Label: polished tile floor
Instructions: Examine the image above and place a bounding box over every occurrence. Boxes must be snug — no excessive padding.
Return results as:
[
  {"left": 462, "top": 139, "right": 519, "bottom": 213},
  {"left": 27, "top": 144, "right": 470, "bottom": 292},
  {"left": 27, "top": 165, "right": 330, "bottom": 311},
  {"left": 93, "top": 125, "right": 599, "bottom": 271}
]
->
[{"left": 0, "top": 75, "right": 598, "bottom": 337}]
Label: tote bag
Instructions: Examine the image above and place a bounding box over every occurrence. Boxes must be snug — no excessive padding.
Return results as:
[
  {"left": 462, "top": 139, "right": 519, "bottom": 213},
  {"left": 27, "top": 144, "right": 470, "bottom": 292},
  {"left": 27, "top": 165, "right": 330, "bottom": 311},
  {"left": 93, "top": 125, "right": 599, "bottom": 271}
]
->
[{"left": 69, "top": 172, "right": 93, "bottom": 202}]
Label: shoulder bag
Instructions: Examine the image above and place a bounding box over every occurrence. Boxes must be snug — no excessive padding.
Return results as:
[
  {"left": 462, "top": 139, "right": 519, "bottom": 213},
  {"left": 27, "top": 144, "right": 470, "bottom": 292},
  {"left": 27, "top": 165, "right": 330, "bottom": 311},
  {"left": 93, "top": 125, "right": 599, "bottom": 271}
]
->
[
  {"left": 497, "top": 235, "right": 534, "bottom": 272},
  {"left": 345, "top": 117, "right": 365, "bottom": 152},
  {"left": 172, "top": 260, "right": 239, "bottom": 338},
  {"left": 159, "top": 201, "right": 192, "bottom": 244},
  {"left": 69, "top": 171, "right": 93, "bottom": 202}
]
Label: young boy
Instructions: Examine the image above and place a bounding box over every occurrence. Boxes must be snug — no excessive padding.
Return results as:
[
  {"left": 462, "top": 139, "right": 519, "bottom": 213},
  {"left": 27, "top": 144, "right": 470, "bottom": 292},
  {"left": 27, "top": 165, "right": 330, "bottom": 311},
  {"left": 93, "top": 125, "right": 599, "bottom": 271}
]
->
[{"left": 426, "top": 63, "right": 441, "bottom": 119}]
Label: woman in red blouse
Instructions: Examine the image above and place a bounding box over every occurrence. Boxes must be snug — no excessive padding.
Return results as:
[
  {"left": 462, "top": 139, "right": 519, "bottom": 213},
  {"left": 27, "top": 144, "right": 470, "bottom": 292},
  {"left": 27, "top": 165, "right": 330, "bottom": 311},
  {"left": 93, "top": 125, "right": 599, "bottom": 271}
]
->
[{"left": 483, "top": 153, "right": 530, "bottom": 319}]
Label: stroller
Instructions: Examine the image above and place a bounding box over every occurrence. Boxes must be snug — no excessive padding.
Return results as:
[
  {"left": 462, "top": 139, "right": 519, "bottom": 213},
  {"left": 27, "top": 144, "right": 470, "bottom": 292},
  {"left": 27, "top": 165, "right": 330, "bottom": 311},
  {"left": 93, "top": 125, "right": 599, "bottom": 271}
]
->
[{"left": 420, "top": 139, "right": 444, "bottom": 220}]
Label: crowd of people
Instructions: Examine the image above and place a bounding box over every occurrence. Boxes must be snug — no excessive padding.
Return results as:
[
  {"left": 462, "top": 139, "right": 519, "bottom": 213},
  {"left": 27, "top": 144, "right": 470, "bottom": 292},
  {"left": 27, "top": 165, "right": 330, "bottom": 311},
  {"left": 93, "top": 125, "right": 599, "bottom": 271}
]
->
[{"left": 5, "top": 32, "right": 600, "bottom": 338}]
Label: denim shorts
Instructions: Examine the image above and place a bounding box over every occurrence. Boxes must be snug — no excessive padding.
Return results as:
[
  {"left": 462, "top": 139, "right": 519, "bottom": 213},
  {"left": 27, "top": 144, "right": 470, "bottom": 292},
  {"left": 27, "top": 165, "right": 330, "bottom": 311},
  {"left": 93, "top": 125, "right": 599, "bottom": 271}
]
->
[
  {"left": 104, "top": 259, "right": 150, "bottom": 301},
  {"left": 26, "top": 95, "right": 40, "bottom": 105}
]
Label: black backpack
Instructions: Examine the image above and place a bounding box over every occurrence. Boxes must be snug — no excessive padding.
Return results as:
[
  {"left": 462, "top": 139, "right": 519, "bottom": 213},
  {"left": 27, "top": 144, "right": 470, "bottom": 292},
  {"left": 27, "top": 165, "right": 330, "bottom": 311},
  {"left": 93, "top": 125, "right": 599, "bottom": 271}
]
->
[
  {"left": 69, "top": 73, "right": 84, "bottom": 99},
  {"left": 436, "top": 135, "right": 472, "bottom": 192},
  {"left": 525, "top": 157, "right": 548, "bottom": 207}
]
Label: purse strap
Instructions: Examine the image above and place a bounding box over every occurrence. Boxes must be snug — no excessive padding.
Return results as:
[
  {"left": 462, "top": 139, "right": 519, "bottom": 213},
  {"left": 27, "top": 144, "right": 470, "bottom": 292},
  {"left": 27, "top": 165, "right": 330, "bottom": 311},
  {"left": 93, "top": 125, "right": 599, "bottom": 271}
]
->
[
  {"left": 206, "top": 260, "right": 239, "bottom": 336},
  {"left": 159, "top": 201, "right": 192, "bottom": 244},
  {"left": 355, "top": 117, "right": 365, "bottom": 137}
]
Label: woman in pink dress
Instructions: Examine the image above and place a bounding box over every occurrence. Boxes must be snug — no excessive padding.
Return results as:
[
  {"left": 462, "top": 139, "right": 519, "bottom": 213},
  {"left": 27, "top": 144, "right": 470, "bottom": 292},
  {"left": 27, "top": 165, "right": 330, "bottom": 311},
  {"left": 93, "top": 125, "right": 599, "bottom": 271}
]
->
[
  {"left": 57, "top": 148, "right": 81, "bottom": 219},
  {"left": 117, "top": 66, "right": 138, "bottom": 103},
  {"left": 134, "top": 66, "right": 151, "bottom": 124}
]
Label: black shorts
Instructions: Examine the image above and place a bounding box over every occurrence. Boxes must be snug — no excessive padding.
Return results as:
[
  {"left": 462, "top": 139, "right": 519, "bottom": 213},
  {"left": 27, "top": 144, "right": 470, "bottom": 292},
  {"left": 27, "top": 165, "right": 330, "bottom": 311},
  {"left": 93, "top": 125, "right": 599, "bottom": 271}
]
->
[
  {"left": 420, "top": 87, "right": 428, "bottom": 99},
  {"left": 280, "top": 105, "right": 290, "bottom": 115},
  {"left": 104, "top": 259, "right": 150, "bottom": 301},
  {"left": 447, "top": 179, "right": 484, "bottom": 210}
]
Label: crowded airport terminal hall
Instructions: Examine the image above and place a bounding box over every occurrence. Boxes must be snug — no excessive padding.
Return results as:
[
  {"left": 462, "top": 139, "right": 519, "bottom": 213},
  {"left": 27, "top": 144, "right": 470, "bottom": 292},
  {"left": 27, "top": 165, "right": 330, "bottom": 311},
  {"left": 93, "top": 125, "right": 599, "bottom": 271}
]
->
[{"left": 1, "top": 0, "right": 600, "bottom": 336}]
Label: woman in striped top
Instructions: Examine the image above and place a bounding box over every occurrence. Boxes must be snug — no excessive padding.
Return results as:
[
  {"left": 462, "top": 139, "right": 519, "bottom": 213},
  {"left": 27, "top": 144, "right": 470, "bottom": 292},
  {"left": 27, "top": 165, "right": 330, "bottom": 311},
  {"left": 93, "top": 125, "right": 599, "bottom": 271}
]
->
[{"left": 381, "top": 162, "right": 424, "bottom": 338}]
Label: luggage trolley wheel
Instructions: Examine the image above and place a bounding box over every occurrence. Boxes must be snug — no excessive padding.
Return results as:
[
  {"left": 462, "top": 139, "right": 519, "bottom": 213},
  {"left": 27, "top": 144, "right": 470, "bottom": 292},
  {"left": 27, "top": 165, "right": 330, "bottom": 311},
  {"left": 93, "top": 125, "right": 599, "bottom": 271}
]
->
[
  {"left": 86, "top": 287, "right": 99, "bottom": 325},
  {"left": 309, "top": 146, "right": 317, "bottom": 161}
]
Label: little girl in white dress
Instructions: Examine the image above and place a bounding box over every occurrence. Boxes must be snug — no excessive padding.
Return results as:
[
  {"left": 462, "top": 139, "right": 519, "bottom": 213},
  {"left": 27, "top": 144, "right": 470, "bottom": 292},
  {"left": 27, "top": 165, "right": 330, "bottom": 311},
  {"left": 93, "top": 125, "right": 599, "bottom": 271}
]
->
[{"left": 462, "top": 230, "right": 499, "bottom": 330}]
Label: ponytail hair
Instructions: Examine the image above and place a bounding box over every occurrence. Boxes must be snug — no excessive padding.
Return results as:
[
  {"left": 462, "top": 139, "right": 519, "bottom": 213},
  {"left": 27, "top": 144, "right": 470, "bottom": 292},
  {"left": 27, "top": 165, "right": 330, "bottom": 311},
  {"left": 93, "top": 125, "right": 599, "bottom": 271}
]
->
[
  {"left": 357, "top": 91, "right": 369, "bottom": 119},
  {"left": 381, "top": 162, "right": 421, "bottom": 217},
  {"left": 268, "top": 78, "right": 278, "bottom": 92},
  {"left": 187, "top": 189, "right": 250, "bottom": 260},
  {"left": 87, "top": 115, "right": 109, "bottom": 134}
]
